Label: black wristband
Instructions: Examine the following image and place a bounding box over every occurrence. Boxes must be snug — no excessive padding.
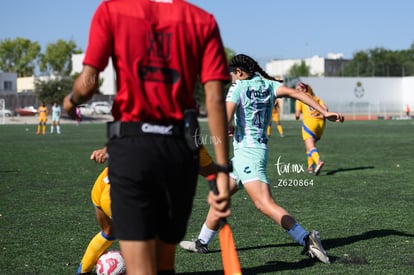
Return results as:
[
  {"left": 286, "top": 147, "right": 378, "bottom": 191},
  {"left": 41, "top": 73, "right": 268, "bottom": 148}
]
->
[
  {"left": 215, "top": 161, "right": 233, "bottom": 173},
  {"left": 69, "top": 92, "right": 80, "bottom": 107}
]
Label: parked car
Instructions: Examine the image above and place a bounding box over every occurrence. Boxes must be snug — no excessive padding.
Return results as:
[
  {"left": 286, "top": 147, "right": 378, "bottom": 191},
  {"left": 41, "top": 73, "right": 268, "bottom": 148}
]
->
[
  {"left": 78, "top": 104, "right": 95, "bottom": 116},
  {"left": 15, "top": 106, "right": 37, "bottom": 116},
  {"left": 0, "top": 108, "right": 14, "bottom": 117},
  {"left": 91, "top": 101, "right": 112, "bottom": 114}
]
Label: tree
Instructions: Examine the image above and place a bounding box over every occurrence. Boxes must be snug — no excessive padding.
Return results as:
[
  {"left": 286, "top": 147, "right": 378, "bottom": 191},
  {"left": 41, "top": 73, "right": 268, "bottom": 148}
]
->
[
  {"left": 225, "top": 48, "right": 236, "bottom": 63},
  {"left": 0, "top": 37, "right": 41, "bottom": 77},
  {"left": 342, "top": 51, "right": 371, "bottom": 76},
  {"left": 341, "top": 44, "right": 414, "bottom": 77},
  {"left": 39, "top": 39, "right": 82, "bottom": 76},
  {"left": 287, "top": 60, "right": 310, "bottom": 77},
  {"left": 35, "top": 76, "right": 74, "bottom": 104},
  {"left": 35, "top": 40, "right": 83, "bottom": 104}
]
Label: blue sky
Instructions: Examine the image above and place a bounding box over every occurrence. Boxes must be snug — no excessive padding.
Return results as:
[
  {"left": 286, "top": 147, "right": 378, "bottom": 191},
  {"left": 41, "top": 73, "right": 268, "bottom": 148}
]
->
[{"left": 1, "top": 0, "right": 413, "bottom": 65}]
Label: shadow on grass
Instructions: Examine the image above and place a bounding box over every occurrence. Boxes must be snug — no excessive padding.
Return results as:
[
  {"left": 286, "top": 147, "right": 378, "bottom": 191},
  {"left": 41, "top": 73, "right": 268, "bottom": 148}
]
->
[
  {"left": 179, "top": 258, "right": 316, "bottom": 274},
  {"left": 322, "top": 229, "right": 414, "bottom": 250},
  {"left": 179, "top": 229, "right": 414, "bottom": 274},
  {"left": 179, "top": 258, "right": 317, "bottom": 274},
  {"left": 0, "top": 170, "right": 19, "bottom": 173},
  {"left": 325, "top": 166, "right": 375, "bottom": 175}
]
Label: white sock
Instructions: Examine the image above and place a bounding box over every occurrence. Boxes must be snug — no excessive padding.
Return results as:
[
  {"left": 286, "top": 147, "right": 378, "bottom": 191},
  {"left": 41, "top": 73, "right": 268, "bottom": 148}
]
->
[
  {"left": 57, "top": 126, "right": 60, "bottom": 133},
  {"left": 50, "top": 126, "right": 54, "bottom": 133},
  {"left": 197, "top": 223, "right": 217, "bottom": 245}
]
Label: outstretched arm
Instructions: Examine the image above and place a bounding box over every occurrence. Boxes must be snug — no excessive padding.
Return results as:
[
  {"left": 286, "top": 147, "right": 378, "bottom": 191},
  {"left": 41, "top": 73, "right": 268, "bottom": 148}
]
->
[{"left": 277, "top": 86, "right": 344, "bottom": 123}]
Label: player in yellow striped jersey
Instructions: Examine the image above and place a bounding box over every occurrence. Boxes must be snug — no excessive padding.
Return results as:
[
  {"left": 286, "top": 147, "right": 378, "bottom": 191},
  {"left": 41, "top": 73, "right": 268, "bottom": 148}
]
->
[
  {"left": 267, "top": 98, "right": 284, "bottom": 138},
  {"left": 36, "top": 103, "right": 48, "bottom": 135},
  {"left": 77, "top": 144, "right": 216, "bottom": 275},
  {"left": 295, "top": 82, "right": 328, "bottom": 175}
]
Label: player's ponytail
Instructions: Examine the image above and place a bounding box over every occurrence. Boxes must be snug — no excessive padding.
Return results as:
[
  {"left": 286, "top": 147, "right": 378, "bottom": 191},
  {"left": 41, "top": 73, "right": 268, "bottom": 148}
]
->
[
  {"left": 307, "top": 85, "right": 315, "bottom": 96},
  {"left": 229, "top": 54, "right": 282, "bottom": 82}
]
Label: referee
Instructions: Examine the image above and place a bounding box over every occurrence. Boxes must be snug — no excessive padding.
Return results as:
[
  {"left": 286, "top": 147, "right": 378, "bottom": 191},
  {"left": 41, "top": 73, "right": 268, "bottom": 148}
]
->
[{"left": 63, "top": 1, "right": 231, "bottom": 274}]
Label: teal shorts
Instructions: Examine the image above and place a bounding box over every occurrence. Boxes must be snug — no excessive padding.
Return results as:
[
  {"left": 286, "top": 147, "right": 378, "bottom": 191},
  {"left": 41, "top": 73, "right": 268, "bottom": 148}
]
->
[{"left": 231, "top": 147, "right": 269, "bottom": 189}]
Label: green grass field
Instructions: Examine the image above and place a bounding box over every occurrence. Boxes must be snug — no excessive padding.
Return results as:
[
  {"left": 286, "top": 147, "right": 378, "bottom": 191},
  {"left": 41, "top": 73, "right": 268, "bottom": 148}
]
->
[{"left": 1, "top": 120, "right": 413, "bottom": 274}]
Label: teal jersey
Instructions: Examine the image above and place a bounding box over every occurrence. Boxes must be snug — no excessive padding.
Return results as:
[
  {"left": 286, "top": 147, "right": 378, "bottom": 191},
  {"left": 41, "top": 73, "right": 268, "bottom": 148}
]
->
[
  {"left": 226, "top": 74, "right": 282, "bottom": 149},
  {"left": 52, "top": 105, "right": 61, "bottom": 118}
]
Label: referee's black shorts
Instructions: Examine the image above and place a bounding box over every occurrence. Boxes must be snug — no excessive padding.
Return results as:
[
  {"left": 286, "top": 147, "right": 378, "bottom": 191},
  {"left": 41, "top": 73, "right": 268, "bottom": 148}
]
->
[{"left": 107, "top": 134, "right": 199, "bottom": 243}]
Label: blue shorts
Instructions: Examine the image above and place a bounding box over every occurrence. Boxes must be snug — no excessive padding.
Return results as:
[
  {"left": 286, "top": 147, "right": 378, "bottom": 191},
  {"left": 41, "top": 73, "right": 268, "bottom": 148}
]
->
[
  {"left": 302, "top": 118, "right": 325, "bottom": 141},
  {"left": 231, "top": 147, "right": 269, "bottom": 188}
]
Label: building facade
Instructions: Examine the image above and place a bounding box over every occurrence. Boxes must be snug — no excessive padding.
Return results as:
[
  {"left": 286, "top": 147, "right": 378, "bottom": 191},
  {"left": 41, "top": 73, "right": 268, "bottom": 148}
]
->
[
  {"left": 16, "top": 76, "right": 35, "bottom": 93},
  {"left": 0, "top": 72, "right": 17, "bottom": 93},
  {"left": 265, "top": 54, "right": 350, "bottom": 78}
]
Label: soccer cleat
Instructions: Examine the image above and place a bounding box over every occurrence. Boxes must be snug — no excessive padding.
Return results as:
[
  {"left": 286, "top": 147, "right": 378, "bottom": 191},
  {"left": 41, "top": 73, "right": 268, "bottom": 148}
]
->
[
  {"left": 306, "top": 164, "right": 315, "bottom": 174},
  {"left": 303, "top": 230, "right": 330, "bottom": 264},
  {"left": 314, "top": 161, "right": 324, "bottom": 176},
  {"left": 179, "top": 239, "right": 209, "bottom": 254}
]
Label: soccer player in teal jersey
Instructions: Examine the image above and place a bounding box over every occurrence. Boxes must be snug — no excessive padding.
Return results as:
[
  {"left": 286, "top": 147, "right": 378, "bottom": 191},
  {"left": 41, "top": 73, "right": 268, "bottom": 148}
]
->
[
  {"left": 50, "top": 101, "right": 61, "bottom": 134},
  {"left": 181, "top": 54, "right": 344, "bottom": 264}
]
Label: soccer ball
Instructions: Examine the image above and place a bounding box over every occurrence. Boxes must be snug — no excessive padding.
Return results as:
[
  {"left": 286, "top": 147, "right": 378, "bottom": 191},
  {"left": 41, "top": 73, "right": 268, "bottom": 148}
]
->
[{"left": 96, "top": 250, "right": 126, "bottom": 275}]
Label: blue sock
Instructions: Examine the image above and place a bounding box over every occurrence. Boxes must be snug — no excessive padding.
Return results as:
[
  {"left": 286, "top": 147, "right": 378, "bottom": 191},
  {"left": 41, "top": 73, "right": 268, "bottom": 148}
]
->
[
  {"left": 101, "top": 231, "right": 116, "bottom": 241},
  {"left": 287, "top": 223, "right": 308, "bottom": 246}
]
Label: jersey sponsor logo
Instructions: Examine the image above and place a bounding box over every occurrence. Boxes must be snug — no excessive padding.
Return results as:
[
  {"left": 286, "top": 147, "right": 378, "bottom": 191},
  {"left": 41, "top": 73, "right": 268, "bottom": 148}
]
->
[
  {"left": 140, "top": 30, "right": 179, "bottom": 83},
  {"left": 243, "top": 166, "right": 251, "bottom": 174},
  {"left": 141, "top": 123, "right": 174, "bottom": 135},
  {"left": 246, "top": 88, "right": 270, "bottom": 100}
]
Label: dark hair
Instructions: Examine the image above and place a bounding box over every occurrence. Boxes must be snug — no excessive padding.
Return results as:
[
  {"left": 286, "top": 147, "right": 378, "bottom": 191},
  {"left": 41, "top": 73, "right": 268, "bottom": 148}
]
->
[{"left": 229, "top": 54, "right": 282, "bottom": 82}]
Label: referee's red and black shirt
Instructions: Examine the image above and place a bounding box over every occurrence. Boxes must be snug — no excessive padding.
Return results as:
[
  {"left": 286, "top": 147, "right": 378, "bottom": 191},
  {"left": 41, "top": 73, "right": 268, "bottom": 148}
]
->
[{"left": 83, "top": 0, "right": 230, "bottom": 123}]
